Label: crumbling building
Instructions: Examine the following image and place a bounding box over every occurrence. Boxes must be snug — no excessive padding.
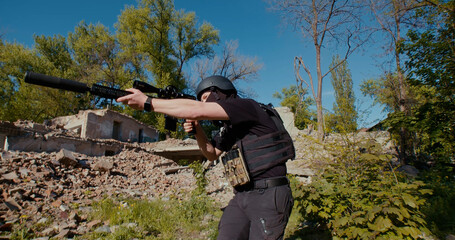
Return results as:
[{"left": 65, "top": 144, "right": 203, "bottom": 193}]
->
[
  {"left": 0, "top": 109, "right": 159, "bottom": 156},
  {"left": 50, "top": 109, "right": 158, "bottom": 143}
]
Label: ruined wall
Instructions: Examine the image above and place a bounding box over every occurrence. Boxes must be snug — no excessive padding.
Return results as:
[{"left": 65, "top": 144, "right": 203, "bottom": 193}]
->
[
  {"left": 6, "top": 134, "right": 124, "bottom": 156},
  {"left": 84, "top": 110, "right": 158, "bottom": 142},
  {"left": 51, "top": 112, "right": 86, "bottom": 136},
  {"left": 0, "top": 120, "right": 125, "bottom": 156},
  {"left": 276, "top": 107, "right": 300, "bottom": 138},
  {"left": 51, "top": 109, "right": 159, "bottom": 143}
]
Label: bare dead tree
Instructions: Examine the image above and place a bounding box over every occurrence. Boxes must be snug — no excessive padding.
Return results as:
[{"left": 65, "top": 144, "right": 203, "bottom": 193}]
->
[
  {"left": 189, "top": 40, "right": 262, "bottom": 98},
  {"left": 269, "top": 0, "right": 370, "bottom": 140}
]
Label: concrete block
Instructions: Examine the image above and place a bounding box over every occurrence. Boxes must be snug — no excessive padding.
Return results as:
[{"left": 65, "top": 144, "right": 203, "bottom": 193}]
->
[{"left": 56, "top": 149, "right": 78, "bottom": 167}]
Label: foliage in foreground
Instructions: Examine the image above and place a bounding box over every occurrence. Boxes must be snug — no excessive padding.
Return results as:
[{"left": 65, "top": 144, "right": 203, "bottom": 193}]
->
[
  {"left": 291, "top": 137, "right": 433, "bottom": 240},
  {"left": 419, "top": 168, "right": 455, "bottom": 239}
]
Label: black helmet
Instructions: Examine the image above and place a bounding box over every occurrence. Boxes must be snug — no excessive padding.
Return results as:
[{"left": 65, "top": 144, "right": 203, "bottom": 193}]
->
[{"left": 196, "top": 75, "right": 237, "bottom": 100}]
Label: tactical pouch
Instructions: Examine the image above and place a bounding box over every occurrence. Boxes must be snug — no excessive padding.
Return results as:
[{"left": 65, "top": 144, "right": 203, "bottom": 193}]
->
[{"left": 220, "top": 145, "right": 250, "bottom": 187}]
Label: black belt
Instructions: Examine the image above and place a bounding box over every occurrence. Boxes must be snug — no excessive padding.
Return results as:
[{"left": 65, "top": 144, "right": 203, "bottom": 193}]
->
[
  {"left": 235, "top": 177, "right": 289, "bottom": 192},
  {"left": 254, "top": 177, "right": 289, "bottom": 189}
]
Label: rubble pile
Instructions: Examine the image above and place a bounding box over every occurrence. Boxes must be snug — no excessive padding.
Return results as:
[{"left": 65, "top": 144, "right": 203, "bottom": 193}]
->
[
  {"left": 0, "top": 142, "right": 233, "bottom": 237},
  {"left": 0, "top": 118, "right": 394, "bottom": 238}
]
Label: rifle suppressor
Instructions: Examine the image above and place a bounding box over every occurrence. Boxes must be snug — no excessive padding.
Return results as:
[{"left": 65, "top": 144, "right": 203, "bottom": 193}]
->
[{"left": 24, "top": 72, "right": 131, "bottom": 99}]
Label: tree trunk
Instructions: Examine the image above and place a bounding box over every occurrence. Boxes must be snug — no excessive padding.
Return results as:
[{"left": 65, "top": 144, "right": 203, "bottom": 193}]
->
[
  {"left": 316, "top": 45, "right": 324, "bottom": 140},
  {"left": 397, "top": 58, "right": 408, "bottom": 165},
  {"left": 395, "top": 11, "right": 408, "bottom": 165}
]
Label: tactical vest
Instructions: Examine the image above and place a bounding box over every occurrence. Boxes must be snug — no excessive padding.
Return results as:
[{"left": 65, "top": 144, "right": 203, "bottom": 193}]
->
[{"left": 236, "top": 103, "right": 295, "bottom": 178}]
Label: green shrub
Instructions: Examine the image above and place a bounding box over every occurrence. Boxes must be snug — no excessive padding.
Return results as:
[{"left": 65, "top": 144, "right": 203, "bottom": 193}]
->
[
  {"left": 420, "top": 168, "right": 455, "bottom": 239},
  {"left": 189, "top": 161, "right": 208, "bottom": 196},
  {"left": 293, "top": 139, "right": 433, "bottom": 239}
]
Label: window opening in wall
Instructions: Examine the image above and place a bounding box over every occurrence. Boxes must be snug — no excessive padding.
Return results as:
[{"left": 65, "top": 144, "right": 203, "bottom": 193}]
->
[
  {"left": 112, "top": 121, "right": 121, "bottom": 140},
  {"left": 105, "top": 150, "right": 115, "bottom": 156},
  {"left": 138, "top": 129, "right": 144, "bottom": 143}
]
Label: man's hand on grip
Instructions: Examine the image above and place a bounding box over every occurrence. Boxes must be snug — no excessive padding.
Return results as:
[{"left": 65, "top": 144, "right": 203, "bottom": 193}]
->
[{"left": 183, "top": 119, "right": 197, "bottom": 134}]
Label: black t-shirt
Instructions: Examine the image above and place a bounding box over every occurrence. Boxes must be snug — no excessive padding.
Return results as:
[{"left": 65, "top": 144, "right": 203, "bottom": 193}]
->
[{"left": 211, "top": 98, "right": 287, "bottom": 180}]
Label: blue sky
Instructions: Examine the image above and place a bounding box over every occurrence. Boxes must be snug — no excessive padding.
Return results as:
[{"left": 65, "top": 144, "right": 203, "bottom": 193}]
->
[{"left": 1, "top": 0, "right": 387, "bottom": 128}]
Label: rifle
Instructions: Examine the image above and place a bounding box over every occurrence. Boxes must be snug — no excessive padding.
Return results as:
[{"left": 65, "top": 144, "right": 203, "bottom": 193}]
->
[{"left": 24, "top": 71, "right": 196, "bottom": 132}]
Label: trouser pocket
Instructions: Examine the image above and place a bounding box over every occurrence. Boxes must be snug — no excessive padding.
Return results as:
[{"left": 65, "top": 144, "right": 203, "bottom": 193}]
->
[{"left": 248, "top": 185, "right": 293, "bottom": 240}]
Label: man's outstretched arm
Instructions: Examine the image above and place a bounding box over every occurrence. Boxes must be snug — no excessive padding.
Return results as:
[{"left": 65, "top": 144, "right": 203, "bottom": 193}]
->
[
  {"left": 117, "top": 88, "right": 225, "bottom": 160},
  {"left": 116, "top": 88, "right": 229, "bottom": 121}
]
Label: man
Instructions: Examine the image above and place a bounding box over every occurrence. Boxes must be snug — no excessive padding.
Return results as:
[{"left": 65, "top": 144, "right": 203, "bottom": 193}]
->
[{"left": 117, "top": 75, "right": 295, "bottom": 240}]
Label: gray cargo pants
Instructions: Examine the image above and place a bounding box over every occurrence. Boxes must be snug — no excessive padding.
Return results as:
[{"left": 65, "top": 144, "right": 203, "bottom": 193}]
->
[{"left": 217, "top": 178, "right": 294, "bottom": 240}]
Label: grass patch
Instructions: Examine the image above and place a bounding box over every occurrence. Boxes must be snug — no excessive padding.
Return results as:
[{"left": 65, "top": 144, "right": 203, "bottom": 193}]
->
[{"left": 81, "top": 193, "right": 222, "bottom": 239}]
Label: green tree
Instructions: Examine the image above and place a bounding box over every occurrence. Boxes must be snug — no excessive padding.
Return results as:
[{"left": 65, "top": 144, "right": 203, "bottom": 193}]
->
[
  {"left": 116, "top": 0, "right": 175, "bottom": 87},
  {"left": 34, "top": 35, "right": 73, "bottom": 73},
  {"left": 0, "top": 36, "right": 86, "bottom": 122},
  {"left": 368, "top": 0, "right": 429, "bottom": 164},
  {"left": 116, "top": 0, "right": 218, "bottom": 89},
  {"left": 116, "top": 0, "right": 219, "bottom": 135},
  {"left": 399, "top": 2, "right": 455, "bottom": 237},
  {"left": 323, "top": 111, "right": 337, "bottom": 133},
  {"left": 172, "top": 10, "right": 219, "bottom": 81},
  {"left": 401, "top": 0, "right": 455, "bottom": 163},
  {"left": 0, "top": 39, "right": 15, "bottom": 119},
  {"left": 68, "top": 21, "right": 139, "bottom": 108},
  {"left": 361, "top": 72, "right": 403, "bottom": 113},
  {"left": 273, "top": 85, "right": 315, "bottom": 130},
  {"left": 329, "top": 55, "right": 357, "bottom": 133},
  {"left": 369, "top": 0, "right": 427, "bottom": 115},
  {"left": 361, "top": 71, "right": 424, "bottom": 164}
]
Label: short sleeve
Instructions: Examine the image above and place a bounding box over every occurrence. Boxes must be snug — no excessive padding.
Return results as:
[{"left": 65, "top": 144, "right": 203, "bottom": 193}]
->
[{"left": 216, "top": 98, "right": 259, "bottom": 126}]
